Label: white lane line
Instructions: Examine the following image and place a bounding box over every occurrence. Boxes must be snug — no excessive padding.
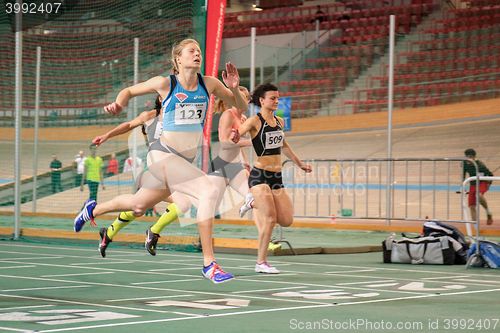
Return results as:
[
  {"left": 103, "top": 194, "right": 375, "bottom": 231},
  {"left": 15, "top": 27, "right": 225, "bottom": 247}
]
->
[
  {"left": 336, "top": 280, "right": 396, "bottom": 286},
  {"left": 250, "top": 273, "right": 298, "bottom": 277},
  {"left": 232, "top": 286, "right": 306, "bottom": 294},
  {"left": 69, "top": 261, "right": 136, "bottom": 266},
  {"left": 456, "top": 278, "right": 500, "bottom": 284},
  {"left": 0, "top": 243, "right": 139, "bottom": 255},
  {"left": 238, "top": 263, "right": 293, "bottom": 269},
  {"left": 2, "top": 244, "right": 499, "bottom": 280},
  {"left": 0, "top": 265, "right": 37, "bottom": 269},
  {"left": 131, "top": 278, "right": 202, "bottom": 285},
  {"left": 41, "top": 272, "right": 115, "bottom": 278},
  {"left": 325, "top": 269, "right": 377, "bottom": 274},
  {"left": 0, "top": 305, "right": 54, "bottom": 311},
  {"left": 242, "top": 268, "right": 500, "bottom": 290},
  {"left": 0, "top": 250, "right": 62, "bottom": 257},
  {"left": 2, "top": 285, "right": 90, "bottom": 292},
  {"left": 336, "top": 288, "right": 500, "bottom": 306},
  {"left": 2, "top": 260, "right": 207, "bottom": 279},
  {"left": 0, "top": 293, "right": 203, "bottom": 317},
  {"left": 107, "top": 295, "right": 193, "bottom": 302},
  {"left": 0, "top": 274, "right": 331, "bottom": 306},
  {"left": 3, "top": 244, "right": 499, "bottom": 281},
  {"left": 104, "top": 253, "right": 151, "bottom": 257},
  {"left": 235, "top": 277, "right": 430, "bottom": 296},
  {"left": 364, "top": 283, "right": 399, "bottom": 287},
  {"left": 0, "top": 257, "right": 64, "bottom": 261},
  {"left": 422, "top": 275, "right": 471, "bottom": 280},
  {"left": 148, "top": 267, "right": 200, "bottom": 272},
  {"left": 0, "top": 326, "right": 34, "bottom": 333},
  {"left": 155, "top": 259, "right": 202, "bottom": 263},
  {"left": 35, "top": 304, "right": 336, "bottom": 333},
  {"left": 1, "top": 259, "right": 490, "bottom": 295}
]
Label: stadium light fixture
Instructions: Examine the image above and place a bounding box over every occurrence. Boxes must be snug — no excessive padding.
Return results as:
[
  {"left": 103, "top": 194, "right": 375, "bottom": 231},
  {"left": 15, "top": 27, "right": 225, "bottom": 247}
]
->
[{"left": 252, "top": 0, "right": 263, "bottom": 11}]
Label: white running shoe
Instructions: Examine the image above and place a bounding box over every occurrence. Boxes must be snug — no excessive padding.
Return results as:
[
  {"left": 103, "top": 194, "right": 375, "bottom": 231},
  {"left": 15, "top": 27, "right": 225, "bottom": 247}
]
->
[
  {"left": 255, "top": 262, "right": 280, "bottom": 274},
  {"left": 239, "top": 193, "right": 254, "bottom": 218}
]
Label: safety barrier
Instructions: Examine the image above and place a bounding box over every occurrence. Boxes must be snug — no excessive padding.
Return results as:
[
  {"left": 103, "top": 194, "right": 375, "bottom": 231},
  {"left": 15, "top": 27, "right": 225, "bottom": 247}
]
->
[{"left": 279, "top": 158, "right": 483, "bottom": 253}]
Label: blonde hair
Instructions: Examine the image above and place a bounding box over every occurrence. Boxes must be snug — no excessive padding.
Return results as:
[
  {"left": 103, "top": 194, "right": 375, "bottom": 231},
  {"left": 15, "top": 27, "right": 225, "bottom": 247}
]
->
[
  {"left": 170, "top": 38, "right": 201, "bottom": 74},
  {"left": 214, "top": 86, "right": 250, "bottom": 114}
]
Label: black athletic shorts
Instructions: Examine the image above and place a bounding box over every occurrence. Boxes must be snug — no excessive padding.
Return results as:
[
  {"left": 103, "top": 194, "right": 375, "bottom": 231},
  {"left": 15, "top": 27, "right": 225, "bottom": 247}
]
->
[{"left": 248, "top": 167, "right": 284, "bottom": 190}]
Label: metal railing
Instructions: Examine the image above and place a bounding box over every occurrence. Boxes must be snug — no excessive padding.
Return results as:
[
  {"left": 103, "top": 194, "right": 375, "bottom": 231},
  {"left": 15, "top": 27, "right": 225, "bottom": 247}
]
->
[
  {"left": 278, "top": 158, "right": 483, "bottom": 253},
  {"left": 283, "top": 158, "right": 478, "bottom": 222}
]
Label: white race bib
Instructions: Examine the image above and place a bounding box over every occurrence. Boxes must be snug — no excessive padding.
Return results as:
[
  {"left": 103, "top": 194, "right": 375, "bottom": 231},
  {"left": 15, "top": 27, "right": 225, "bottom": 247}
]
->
[
  {"left": 174, "top": 102, "right": 207, "bottom": 125},
  {"left": 265, "top": 130, "right": 284, "bottom": 150},
  {"left": 153, "top": 121, "right": 163, "bottom": 140}
]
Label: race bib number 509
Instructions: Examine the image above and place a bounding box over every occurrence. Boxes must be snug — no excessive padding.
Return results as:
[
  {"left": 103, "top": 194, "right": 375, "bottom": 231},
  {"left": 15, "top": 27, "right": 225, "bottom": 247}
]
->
[
  {"left": 265, "top": 130, "right": 284, "bottom": 150},
  {"left": 175, "top": 102, "right": 206, "bottom": 125}
]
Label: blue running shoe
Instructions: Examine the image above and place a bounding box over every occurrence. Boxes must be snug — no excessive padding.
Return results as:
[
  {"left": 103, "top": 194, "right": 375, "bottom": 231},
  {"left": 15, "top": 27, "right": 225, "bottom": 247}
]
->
[
  {"left": 202, "top": 261, "right": 234, "bottom": 284},
  {"left": 74, "top": 199, "right": 97, "bottom": 232}
]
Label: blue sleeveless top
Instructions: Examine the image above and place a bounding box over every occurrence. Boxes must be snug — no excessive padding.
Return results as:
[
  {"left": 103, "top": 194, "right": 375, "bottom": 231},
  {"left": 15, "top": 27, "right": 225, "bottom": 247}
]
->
[{"left": 161, "top": 73, "right": 210, "bottom": 132}]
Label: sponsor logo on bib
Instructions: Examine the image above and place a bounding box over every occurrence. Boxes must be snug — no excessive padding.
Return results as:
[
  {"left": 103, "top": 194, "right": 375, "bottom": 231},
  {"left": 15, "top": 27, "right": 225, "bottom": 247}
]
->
[{"left": 175, "top": 92, "right": 188, "bottom": 103}]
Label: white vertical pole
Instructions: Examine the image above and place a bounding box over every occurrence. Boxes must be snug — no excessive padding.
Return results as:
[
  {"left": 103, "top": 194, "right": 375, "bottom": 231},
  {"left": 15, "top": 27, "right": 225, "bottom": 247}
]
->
[
  {"left": 250, "top": 27, "right": 256, "bottom": 97},
  {"left": 386, "top": 15, "right": 395, "bottom": 225},
  {"left": 260, "top": 62, "right": 263, "bottom": 84},
  {"left": 14, "top": 5, "right": 23, "bottom": 239},
  {"left": 131, "top": 38, "right": 139, "bottom": 179},
  {"left": 249, "top": 27, "right": 256, "bottom": 220},
  {"left": 32, "top": 46, "right": 41, "bottom": 212},
  {"left": 315, "top": 19, "right": 320, "bottom": 47}
]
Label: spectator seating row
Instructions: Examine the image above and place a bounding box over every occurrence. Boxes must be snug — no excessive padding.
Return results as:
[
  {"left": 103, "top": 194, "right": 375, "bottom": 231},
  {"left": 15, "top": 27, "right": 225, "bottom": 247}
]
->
[
  {"left": 280, "top": 78, "right": 347, "bottom": 93},
  {"left": 450, "top": 4, "right": 500, "bottom": 17},
  {"left": 273, "top": 1, "right": 439, "bottom": 117},
  {"left": 291, "top": 67, "right": 348, "bottom": 80},
  {"left": 340, "top": 1, "right": 500, "bottom": 114},
  {"left": 223, "top": 2, "right": 434, "bottom": 37},
  {"left": 369, "top": 68, "right": 500, "bottom": 87},
  {"left": 360, "top": 80, "right": 500, "bottom": 100},
  {"left": 411, "top": 33, "right": 500, "bottom": 51},
  {"left": 345, "top": 80, "right": 500, "bottom": 113},
  {"left": 280, "top": 89, "right": 326, "bottom": 118},
  {"left": 399, "top": 44, "right": 500, "bottom": 62},
  {"left": 392, "top": 55, "right": 500, "bottom": 74},
  {"left": 465, "top": 0, "right": 498, "bottom": 6}
]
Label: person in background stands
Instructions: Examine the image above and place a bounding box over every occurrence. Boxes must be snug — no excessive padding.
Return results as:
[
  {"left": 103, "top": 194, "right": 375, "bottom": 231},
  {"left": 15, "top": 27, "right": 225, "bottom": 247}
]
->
[
  {"left": 463, "top": 148, "right": 494, "bottom": 225},
  {"left": 106, "top": 153, "right": 119, "bottom": 177},
  {"left": 50, "top": 154, "right": 62, "bottom": 193},
  {"left": 311, "top": 5, "right": 327, "bottom": 23},
  {"left": 81, "top": 144, "right": 105, "bottom": 201},
  {"left": 74, "top": 150, "right": 86, "bottom": 187}
]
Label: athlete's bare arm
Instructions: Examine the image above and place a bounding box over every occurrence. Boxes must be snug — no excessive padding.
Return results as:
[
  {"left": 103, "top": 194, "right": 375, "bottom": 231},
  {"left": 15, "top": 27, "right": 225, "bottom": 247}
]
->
[
  {"left": 282, "top": 140, "right": 312, "bottom": 173},
  {"left": 93, "top": 110, "right": 158, "bottom": 146},
  {"left": 218, "top": 110, "right": 252, "bottom": 149},
  {"left": 104, "top": 76, "right": 170, "bottom": 115}
]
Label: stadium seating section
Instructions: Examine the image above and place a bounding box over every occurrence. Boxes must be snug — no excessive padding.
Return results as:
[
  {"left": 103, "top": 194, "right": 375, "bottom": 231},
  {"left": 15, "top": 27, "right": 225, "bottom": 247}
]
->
[
  {"left": 0, "top": 0, "right": 499, "bottom": 122},
  {"left": 0, "top": 0, "right": 193, "bottom": 124}
]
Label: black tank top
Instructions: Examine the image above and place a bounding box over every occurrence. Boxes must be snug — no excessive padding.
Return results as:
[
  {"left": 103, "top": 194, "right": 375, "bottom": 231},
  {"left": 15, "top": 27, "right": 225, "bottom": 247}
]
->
[{"left": 252, "top": 113, "right": 284, "bottom": 156}]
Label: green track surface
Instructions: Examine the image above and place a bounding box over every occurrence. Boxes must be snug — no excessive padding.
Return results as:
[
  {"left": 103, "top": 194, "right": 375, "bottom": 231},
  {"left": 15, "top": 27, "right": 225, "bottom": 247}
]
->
[{"left": 0, "top": 240, "right": 499, "bottom": 333}]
